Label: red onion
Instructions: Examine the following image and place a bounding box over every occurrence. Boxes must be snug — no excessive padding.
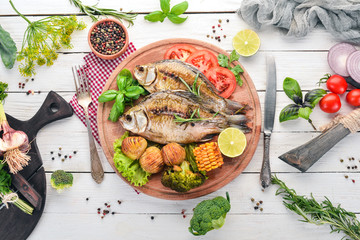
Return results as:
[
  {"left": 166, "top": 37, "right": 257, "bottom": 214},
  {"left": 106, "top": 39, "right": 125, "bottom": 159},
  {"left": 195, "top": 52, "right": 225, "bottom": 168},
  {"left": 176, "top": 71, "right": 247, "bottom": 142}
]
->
[
  {"left": 346, "top": 51, "right": 360, "bottom": 84},
  {"left": 328, "top": 43, "right": 357, "bottom": 77}
]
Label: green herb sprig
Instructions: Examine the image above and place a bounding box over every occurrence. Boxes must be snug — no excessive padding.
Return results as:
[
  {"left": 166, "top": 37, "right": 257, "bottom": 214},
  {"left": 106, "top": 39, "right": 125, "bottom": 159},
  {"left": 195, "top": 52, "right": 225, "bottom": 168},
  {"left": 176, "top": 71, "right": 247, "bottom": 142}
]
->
[
  {"left": 9, "top": 0, "right": 86, "bottom": 77},
  {"left": 0, "top": 25, "right": 17, "bottom": 69},
  {"left": 69, "top": 0, "right": 137, "bottom": 27},
  {"left": 272, "top": 175, "right": 360, "bottom": 240},
  {"left": 218, "top": 50, "right": 244, "bottom": 86},
  {"left": 98, "top": 69, "right": 145, "bottom": 122},
  {"left": 145, "top": 0, "right": 188, "bottom": 24},
  {"left": 178, "top": 73, "right": 201, "bottom": 96},
  {"left": 279, "top": 77, "right": 326, "bottom": 130},
  {"left": 174, "top": 108, "right": 219, "bottom": 124}
]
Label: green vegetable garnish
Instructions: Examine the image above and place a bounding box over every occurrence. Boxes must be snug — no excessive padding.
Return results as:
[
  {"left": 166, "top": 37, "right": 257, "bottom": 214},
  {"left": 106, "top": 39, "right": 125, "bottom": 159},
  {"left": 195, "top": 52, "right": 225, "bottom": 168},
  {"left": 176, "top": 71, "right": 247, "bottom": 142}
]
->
[
  {"left": 161, "top": 161, "right": 205, "bottom": 192},
  {"left": 217, "top": 50, "right": 244, "bottom": 86},
  {"left": 189, "top": 192, "right": 231, "bottom": 235},
  {"left": 9, "top": 0, "right": 86, "bottom": 77},
  {"left": 0, "top": 25, "right": 17, "bottom": 69},
  {"left": 113, "top": 132, "right": 151, "bottom": 186},
  {"left": 50, "top": 170, "right": 74, "bottom": 193},
  {"left": 98, "top": 69, "right": 146, "bottom": 122},
  {"left": 145, "top": 0, "right": 188, "bottom": 24},
  {"left": 0, "top": 163, "right": 33, "bottom": 215},
  {"left": 272, "top": 176, "right": 360, "bottom": 240},
  {"left": 69, "top": 0, "right": 137, "bottom": 27},
  {"left": 279, "top": 77, "right": 326, "bottom": 130}
]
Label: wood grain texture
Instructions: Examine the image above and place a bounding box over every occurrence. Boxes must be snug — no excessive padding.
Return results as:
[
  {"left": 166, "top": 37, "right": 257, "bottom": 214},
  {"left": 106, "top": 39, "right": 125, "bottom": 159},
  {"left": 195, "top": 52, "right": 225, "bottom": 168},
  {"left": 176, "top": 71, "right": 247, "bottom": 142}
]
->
[{"left": 97, "top": 39, "right": 261, "bottom": 199}]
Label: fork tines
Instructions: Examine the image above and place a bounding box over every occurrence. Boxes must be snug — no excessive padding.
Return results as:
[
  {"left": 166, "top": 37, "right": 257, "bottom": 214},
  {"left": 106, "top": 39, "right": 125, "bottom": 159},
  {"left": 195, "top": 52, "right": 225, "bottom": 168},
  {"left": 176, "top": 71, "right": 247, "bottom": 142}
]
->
[{"left": 72, "top": 65, "right": 90, "bottom": 94}]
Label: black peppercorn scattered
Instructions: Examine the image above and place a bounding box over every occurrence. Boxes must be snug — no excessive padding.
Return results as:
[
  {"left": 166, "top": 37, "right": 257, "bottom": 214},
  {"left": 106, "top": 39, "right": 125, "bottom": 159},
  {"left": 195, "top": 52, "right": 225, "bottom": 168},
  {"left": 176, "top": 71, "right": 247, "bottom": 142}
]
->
[
  {"left": 86, "top": 197, "right": 89, "bottom": 201},
  {"left": 51, "top": 157, "right": 55, "bottom": 160},
  {"left": 50, "top": 151, "right": 54, "bottom": 154},
  {"left": 151, "top": 216, "right": 154, "bottom": 220},
  {"left": 254, "top": 206, "right": 259, "bottom": 210}
]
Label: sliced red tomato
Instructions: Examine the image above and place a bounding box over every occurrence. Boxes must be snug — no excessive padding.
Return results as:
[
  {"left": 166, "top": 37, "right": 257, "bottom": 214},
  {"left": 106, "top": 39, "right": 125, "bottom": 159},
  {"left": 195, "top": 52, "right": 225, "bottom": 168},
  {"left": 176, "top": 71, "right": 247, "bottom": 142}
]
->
[
  {"left": 186, "top": 50, "right": 219, "bottom": 74},
  {"left": 164, "top": 44, "right": 197, "bottom": 61},
  {"left": 205, "top": 67, "right": 237, "bottom": 98}
]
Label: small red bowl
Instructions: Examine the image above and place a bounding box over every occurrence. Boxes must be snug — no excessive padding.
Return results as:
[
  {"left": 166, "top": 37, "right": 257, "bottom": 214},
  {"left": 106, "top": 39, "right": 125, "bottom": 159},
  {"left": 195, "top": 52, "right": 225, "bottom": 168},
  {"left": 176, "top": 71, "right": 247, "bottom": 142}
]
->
[{"left": 88, "top": 18, "right": 129, "bottom": 60}]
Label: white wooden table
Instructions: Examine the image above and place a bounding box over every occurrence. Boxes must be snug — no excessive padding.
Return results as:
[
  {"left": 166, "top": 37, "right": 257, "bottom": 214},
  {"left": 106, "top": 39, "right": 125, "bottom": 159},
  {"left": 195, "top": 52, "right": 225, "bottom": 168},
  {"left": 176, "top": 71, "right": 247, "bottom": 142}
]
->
[{"left": 1, "top": 1, "right": 359, "bottom": 239}]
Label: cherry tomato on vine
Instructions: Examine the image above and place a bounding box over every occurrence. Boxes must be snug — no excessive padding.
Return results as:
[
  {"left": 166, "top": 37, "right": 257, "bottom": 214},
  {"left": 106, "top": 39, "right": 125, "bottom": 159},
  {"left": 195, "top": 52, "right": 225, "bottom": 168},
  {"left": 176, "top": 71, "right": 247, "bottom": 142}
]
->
[
  {"left": 346, "top": 89, "right": 360, "bottom": 106},
  {"left": 326, "top": 74, "right": 348, "bottom": 94},
  {"left": 319, "top": 93, "right": 341, "bottom": 113}
]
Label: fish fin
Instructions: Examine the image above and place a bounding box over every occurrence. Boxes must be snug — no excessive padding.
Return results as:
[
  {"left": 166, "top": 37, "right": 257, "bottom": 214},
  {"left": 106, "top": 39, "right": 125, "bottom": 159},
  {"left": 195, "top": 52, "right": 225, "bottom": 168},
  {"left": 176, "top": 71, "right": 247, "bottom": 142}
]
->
[
  {"left": 225, "top": 99, "right": 250, "bottom": 114},
  {"left": 200, "top": 134, "right": 218, "bottom": 142},
  {"left": 171, "top": 90, "right": 201, "bottom": 102},
  {"left": 226, "top": 114, "right": 249, "bottom": 126},
  {"left": 229, "top": 124, "right": 252, "bottom": 134}
]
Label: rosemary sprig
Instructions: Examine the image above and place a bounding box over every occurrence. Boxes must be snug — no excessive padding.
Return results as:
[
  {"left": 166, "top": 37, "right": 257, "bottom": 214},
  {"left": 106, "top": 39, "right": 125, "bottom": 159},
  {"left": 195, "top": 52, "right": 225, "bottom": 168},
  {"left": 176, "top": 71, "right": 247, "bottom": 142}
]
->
[
  {"left": 272, "top": 175, "right": 360, "bottom": 240},
  {"left": 69, "top": 0, "right": 137, "bottom": 26},
  {"left": 174, "top": 108, "right": 219, "bottom": 124},
  {"left": 178, "top": 73, "right": 202, "bottom": 97}
]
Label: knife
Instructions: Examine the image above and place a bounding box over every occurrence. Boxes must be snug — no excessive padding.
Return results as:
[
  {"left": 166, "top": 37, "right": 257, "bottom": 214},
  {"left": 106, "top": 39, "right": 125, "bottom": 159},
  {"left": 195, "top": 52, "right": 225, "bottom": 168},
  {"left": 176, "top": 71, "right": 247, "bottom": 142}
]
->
[{"left": 260, "top": 55, "right": 277, "bottom": 188}]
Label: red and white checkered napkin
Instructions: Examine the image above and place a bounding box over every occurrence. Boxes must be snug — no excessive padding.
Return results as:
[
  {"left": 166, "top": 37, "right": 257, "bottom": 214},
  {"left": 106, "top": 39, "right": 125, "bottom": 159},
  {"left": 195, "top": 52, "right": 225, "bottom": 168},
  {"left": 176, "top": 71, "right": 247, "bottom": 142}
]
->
[{"left": 69, "top": 42, "right": 137, "bottom": 145}]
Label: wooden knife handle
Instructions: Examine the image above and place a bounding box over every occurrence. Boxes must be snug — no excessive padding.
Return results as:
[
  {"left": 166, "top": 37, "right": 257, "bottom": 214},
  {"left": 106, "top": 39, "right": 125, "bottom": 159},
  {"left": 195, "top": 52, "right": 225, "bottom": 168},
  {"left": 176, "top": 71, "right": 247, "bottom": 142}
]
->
[
  {"left": 11, "top": 173, "right": 42, "bottom": 210},
  {"left": 278, "top": 123, "right": 350, "bottom": 172}
]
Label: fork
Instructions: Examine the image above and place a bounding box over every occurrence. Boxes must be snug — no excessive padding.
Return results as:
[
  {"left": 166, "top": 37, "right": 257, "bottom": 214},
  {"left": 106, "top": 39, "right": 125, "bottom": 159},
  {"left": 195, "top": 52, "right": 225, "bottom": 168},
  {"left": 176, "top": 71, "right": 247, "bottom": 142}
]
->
[{"left": 72, "top": 65, "right": 104, "bottom": 184}]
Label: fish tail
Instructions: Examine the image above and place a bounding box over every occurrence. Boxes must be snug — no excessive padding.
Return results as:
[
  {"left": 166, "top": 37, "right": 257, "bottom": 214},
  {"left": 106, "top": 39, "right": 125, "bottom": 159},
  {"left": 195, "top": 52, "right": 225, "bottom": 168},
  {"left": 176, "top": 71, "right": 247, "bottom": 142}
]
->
[
  {"left": 225, "top": 99, "right": 251, "bottom": 114},
  {"left": 229, "top": 124, "right": 252, "bottom": 133},
  {"left": 226, "top": 114, "right": 248, "bottom": 126}
]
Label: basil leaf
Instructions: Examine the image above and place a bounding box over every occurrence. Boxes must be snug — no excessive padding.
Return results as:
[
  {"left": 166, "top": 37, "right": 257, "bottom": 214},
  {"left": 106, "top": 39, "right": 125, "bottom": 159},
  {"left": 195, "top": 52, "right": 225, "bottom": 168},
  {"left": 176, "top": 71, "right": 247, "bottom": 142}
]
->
[
  {"left": 170, "top": 1, "right": 188, "bottom": 15},
  {"left": 298, "top": 107, "right": 312, "bottom": 120},
  {"left": 229, "top": 50, "right": 240, "bottom": 63},
  {"left": 125, "top": 86, "right": 145, "bottom": 98},
  {"left": 235, "top": 75, "right": 243, "bottom": 86},
  {"left": 304, "top": 88, "right": 327, "bottom": 107},
  {"left": 217, "top": 54, "right": 229, "bottom": 68},
  {"left": 279, "top": 104, "right": 300, "bottom": 122},
  {"left": 119, "top": 69, "right": 132, "bottom": 79},
  {"left": 231, "top": 65, "right": 244, "bottom": 75},
  {"left": 283, "top": 77, "right": 303, "bottom": 103},
  {"left": 98, "top": 90, "right": 118, "bottom": 102},
  {"left": 0, "top": 25, "right": 17, "bottom": 69},
  {"left": 167, "top": 14, "right": 187, "bottom": 24},
  {"left": 117, "top": 75, "right": 128, "bottom": 91},
  {"left": 160, "top": 0, "right": 170, "bottom": 14},
  {"left": 109, "top": 94, "right": 125, "bottom": 122},
  {"left": 144, "top": 11, "right": 166, "bottom": 22}
]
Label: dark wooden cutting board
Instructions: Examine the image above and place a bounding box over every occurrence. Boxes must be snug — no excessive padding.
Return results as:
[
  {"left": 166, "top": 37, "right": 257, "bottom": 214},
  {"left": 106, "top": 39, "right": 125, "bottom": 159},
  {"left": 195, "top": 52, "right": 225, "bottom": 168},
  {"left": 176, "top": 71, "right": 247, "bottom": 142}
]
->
[{"left": 0, "top": 91, "right": 73, "bottom": 240}]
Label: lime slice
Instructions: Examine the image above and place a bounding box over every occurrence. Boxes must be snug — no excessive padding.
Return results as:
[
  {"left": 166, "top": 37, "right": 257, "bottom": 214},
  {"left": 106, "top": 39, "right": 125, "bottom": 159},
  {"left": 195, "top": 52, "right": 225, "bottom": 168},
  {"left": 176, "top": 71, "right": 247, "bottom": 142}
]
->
[
  {"left": 217, "top": 127, "right": 247, "bottom": 158},
  {"left": 232, "top": 29, "right": 260, "bottom": 57}
]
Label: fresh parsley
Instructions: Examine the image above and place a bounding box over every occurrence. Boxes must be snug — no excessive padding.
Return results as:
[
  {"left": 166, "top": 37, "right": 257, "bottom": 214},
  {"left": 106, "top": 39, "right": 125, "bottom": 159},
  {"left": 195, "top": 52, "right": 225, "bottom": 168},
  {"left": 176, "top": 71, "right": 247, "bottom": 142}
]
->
[
  {"left": 145, "top": 0, "right": 188, "bottom": 24},
  {"left": 217, "top": 50, "right": 244, "bottom": 86},
  {"left": 279, "top": 77, "right": 326, "bottom": 130}
]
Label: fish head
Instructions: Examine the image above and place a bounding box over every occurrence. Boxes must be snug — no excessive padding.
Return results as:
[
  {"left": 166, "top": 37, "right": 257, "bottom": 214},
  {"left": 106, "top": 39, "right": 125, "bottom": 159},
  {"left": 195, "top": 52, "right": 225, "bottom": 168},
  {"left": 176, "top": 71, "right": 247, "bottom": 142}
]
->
[
  {"left": 119, "top": 107, "right": 148, "bottom": 134},
  {"left": 133, "top": 65, "right": 157, "bottom": 87}
]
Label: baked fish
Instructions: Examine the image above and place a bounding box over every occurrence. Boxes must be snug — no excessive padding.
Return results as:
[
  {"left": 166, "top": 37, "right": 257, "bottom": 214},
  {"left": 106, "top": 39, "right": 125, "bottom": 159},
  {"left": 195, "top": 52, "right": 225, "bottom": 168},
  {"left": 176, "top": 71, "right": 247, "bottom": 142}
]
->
[
  {"left": 133, "top": 60, "right": 247, "bottom": 115},
  {"left": 119, "top": 91, "right": 249, "bottom": 144}
]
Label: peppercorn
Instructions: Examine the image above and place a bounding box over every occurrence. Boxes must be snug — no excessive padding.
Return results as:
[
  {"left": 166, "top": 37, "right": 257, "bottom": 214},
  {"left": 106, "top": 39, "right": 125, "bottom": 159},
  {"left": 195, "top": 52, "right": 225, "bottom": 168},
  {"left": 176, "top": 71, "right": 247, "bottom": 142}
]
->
[
  {"left": 256, "top": 202, "right": 260, "bottom": 206},
  {"left": 226, "top": 19, "right": 229, "bottom": 23},
  {"left": 251, "top": 198, "right": 255, "bottom": 202},
  {"left": 31, "top": 78, "right": 34, "bottom": 81},
  {"left": 259, "top": 200, "right": 263, "bottom": 204},
  {"left": 105, "top": 203, "right": 108, "bottom": 206},
  {"left": 340, "top": 159, "right": 344, "bottom": 162},
  {"left": 118, "top": 200, "right": 122, "bottom": 204},
  {"left": 254, "top": 206, "right": 259, "bottom": 210},
  {"left": 73, "top": 151, "right": 77, "bottom": 154},
  {"left": 86, "top": 197, "right": 89, "bottom": 201},
  {"left": 61, "top": 158, "right": 65, "bottom": 162},
  {"left": 151, "top": 216, "right": 154, "bottom": 220},
  {"left": 345, "top": 175, "right": 349, "bottom": 179},
  {"left": 112, "top": 212, "right": 115, "bottom": 215},
  {"left": 260, "top": 208, "right": 263, "bottom": 212},
  {"left": 347, "top": 166, "right": 350, "bottom": 169},
  {"left": 51, "top": 151, "right": 54, "bottom": 154},
  {"left": 59, "top": 147, "right": 62, "bottom": 150},
  {"left": 64, "top": 155, "right": 68, "bottom": 159},
  {"left": 352, "top": 179, "right": 356, "bottom": 183},
  {"left": 51, "top": 157, "right": 55, "bottom": 160}
]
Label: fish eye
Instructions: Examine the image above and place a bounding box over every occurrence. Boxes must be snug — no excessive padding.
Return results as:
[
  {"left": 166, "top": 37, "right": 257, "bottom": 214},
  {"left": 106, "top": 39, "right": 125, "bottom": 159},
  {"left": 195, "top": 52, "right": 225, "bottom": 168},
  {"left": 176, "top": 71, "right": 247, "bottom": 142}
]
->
[
  {"left": 125, "top": 115, "right": 132, "bottom": 122},
  {"left": 138, "top": 66, "right": 144, "bottom": 72}
]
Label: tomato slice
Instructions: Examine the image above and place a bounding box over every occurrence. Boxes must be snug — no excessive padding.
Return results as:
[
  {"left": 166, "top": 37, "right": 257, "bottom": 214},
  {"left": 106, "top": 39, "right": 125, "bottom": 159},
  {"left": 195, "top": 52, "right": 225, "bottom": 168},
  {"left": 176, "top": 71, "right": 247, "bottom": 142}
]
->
[
  {"left": 186, "top": 50, "right": 219, "bottom": 74},
  {"left": 164, "top": 44, "right": 197, "bottom": 61},
  {"left": 205, "top": 67, "right": 237, "bottom": 98}
]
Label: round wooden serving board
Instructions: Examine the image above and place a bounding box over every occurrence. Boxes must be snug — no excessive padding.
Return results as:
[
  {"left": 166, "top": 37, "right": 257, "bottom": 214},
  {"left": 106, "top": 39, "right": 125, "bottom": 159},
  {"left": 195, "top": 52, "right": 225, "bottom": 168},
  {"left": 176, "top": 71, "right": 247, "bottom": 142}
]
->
[{"left": 97, "top": 38, "right": 261, "bottom": 200}]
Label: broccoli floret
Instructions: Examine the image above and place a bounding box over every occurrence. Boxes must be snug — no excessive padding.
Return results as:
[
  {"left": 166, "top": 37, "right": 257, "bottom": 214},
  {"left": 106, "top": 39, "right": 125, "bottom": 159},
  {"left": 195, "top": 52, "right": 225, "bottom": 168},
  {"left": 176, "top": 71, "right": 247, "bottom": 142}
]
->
[
  {"left": 50, "top": 170, "right": 73, "bottom": 192},
  {"left": 189, "top": 192, "right": 231, "bottom": 236},
  {"left": 161, "top": 161, "right": 205, "bottom": 192}
]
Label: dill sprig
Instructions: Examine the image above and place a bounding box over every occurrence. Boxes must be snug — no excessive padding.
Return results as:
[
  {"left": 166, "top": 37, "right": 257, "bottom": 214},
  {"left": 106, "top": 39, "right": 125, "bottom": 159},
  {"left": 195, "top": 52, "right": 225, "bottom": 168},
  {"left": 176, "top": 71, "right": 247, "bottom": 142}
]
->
[
  {"left": 178, "top": 73, "right": 202, "bottom": 97},
  {"left": 9, "top": 0, "right": 86, "bottom": 77},
  {"left": 272, "top": 175, "right": 360, "bottom": 240},
  {"left": 69, "top": 0, "right": 137, "bottom": 27},
  {"left": 174, "top": 108, "right": 219, "bottom": 124}
]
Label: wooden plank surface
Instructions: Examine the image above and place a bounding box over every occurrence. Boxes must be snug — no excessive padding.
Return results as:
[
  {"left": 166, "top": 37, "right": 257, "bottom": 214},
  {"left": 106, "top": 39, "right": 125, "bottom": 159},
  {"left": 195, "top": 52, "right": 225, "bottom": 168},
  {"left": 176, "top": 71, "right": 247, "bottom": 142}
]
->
[{"left": 1, "top": 0, "right": 359, "bottom": 239}]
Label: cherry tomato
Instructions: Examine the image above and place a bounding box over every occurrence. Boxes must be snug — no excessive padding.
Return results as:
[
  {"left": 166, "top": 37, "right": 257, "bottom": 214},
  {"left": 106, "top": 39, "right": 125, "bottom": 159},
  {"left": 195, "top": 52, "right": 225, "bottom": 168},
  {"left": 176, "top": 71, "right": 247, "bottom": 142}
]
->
[
  {"left": 326, "top": 74, "right": 348, "bottom": 94},
  {"left": 346, "top": 89, "right": 360, "bottom": 106},
  {"left": 319, "top": 93, "right": 341, "bottom": 113},
  {"left": 186, "top": 50, "right": 219, "bottom": 74},
  {"left": 205, "top": 67, "right": 237, "bottom": 98},
  {"left": 164, "top": 44, "right": 197, "bottom": 62}
]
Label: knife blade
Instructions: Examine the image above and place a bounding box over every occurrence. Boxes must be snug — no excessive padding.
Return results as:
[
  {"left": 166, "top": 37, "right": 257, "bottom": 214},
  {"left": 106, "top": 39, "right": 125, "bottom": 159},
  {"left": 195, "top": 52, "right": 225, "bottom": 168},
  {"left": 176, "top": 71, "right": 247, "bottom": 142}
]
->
[{"left": 260, "top": 55, "right": 277, "bottom": 188}]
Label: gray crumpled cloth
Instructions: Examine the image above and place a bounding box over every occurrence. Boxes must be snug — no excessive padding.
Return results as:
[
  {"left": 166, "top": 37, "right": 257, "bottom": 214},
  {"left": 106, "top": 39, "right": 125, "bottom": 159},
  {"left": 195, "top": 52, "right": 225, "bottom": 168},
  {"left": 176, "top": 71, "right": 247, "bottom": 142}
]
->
[{"left": 237, "top": 0, "right": 360, "bottom": 44}]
